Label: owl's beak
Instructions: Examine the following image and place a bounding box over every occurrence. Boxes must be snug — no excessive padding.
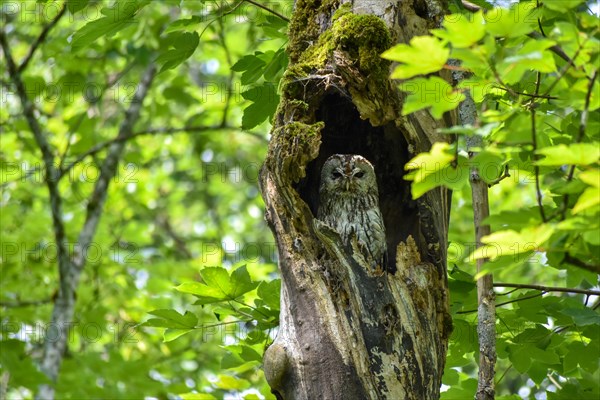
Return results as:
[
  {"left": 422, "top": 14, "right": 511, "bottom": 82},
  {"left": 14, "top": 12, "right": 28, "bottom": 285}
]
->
[{"left": 344, "top": 176, "right": 351, "bottom": 191}]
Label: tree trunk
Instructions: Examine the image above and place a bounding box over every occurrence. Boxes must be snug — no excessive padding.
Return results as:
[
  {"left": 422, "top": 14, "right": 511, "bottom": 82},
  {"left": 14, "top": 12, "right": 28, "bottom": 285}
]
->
[{"left": 260, "top": 0, "right": 454, "bottom": 398}]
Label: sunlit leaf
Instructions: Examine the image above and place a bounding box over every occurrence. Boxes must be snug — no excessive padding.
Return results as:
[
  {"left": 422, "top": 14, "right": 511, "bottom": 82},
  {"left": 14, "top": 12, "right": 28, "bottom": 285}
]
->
[{"left": 382, "top": 36, "right": 449, "bottom": 79}]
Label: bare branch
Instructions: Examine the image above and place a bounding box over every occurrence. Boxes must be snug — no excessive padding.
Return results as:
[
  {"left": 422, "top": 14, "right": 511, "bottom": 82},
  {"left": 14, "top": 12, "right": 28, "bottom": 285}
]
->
[
  {"left": 494, "top": 283, "right": 600, "bottom": 296},
  {"left": 457, "top": 293, "right": 543, "bottom": 314},
  {"left": 17, "top": 2, "right": 67, "bottom": 73}
]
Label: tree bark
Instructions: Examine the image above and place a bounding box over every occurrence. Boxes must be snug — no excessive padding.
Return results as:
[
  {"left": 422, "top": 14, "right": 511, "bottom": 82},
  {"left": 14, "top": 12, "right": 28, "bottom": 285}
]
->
[{"left": 260, "top": 0, "right": 454, "bottom": 398}]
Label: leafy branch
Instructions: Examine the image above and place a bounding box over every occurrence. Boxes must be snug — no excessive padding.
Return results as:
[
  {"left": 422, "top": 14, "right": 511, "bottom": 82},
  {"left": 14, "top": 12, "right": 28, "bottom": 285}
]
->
[{"left": 17, "top": 2, "right": 67, "bottom": 73}]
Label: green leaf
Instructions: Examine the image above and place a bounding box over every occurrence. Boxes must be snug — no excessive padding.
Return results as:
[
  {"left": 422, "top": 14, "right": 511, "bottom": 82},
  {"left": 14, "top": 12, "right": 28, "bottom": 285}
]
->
[
  {"left": 383, "top": 36, "right": 449, "bottom": 79},
  {"left": 157, "top": 32, "right": 199, "bottom": 73},
  {"left": 406, "top": 142, "right": 455, "bottom": 175},
  {"left": 241, "top": 83, "right": 279, "bottom": 130},
  {"left": 471, "top": 151, "right": 506, "bottom": 184},
  {"left": 435, "top": 11, "right": 486, "bottom": 48},
  {"left": 263, "top": 49, "right": 288, "bottom": 82},
  {"left": 399, "top": 77, "right": 465, "bottom": 118},
  {"left": 179, "top": 393, "right": 218, "bottom": 400},
  {"left": 176, "top": 266, "right": 258, "bottom": 304},
  {"left": 164, "top": 16, "right": 203, "bottom": 33},
  {"left": 484, "top": 3, "right": 538, "bottom": 38},
  {"left": 544, "top": 0, "right": 585, "bottom": 12},
  {"left": 405, "top": 143, "right": 469, "bottom": 198},
  {"left": 561, "top": 308, "right": 600, "bottom": 326},
  {"left": 67, "top": 0, "right": 89, "bottom": 14},
  {"left": 229, "top": 265, "right": 259, "bottom": 299},
  {"left": 257, "top": 279, "right": 281, "bottom": 310},
  {"left": 0, "top": 340, "right": 50, "bottom": 389},
  {"left": 498, "top": 39, "right": 558, "bottom": 83},
  {"left": 231, "top": 53, "right": 267, "bottom": 85},
  {"left": 164, "top": 328, "right": 194, "bottom": 342},
  {"left": 471, "top": 224, "right": 555, "bottom": 261},
  {"left": 536, "top": 143, "right": 600, "bottom": 166},
  {"left": 508, "top": 345, "right": 532, "bottom": 373},
  {"left": 71, "top": 1, "right": 142, "bottom": 52},
  {"left": 572, "top": 186, "right": 600, "bottom": 214},
  {"left": 144, "top": 309, "right": 197, "bottom": 329}
]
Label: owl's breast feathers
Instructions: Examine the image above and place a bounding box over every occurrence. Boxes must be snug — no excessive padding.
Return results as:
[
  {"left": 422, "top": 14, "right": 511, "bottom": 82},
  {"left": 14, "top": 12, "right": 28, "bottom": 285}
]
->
[{"left": 318, "top": 189, "right": 387, "bottom": 270}]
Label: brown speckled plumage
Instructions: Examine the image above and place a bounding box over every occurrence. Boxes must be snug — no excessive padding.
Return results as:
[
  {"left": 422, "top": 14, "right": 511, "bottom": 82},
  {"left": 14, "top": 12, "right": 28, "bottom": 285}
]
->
[{"left": 317, "top": 154, "right": 387, "bottom": 269}]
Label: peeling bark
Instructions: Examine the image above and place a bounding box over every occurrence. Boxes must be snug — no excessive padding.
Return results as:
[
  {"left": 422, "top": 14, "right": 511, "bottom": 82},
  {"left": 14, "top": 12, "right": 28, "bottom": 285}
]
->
[{"left": 260, "top": 0, "right": 453, "bottom": 398}]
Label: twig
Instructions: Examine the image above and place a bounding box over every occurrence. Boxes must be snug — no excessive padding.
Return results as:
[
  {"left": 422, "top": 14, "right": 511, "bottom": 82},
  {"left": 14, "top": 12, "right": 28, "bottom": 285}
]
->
[
  {"left": 457, "top": 293, "right": 543, "bottom": 314},
  {"left": 217, "top": 17, "right": 235, "bottom": 128},
  {"left": 244, "top": 0, "right": 289, "bottom": 22},
  {"left": 494, "top": 283, "right": 600, "bottom": 296},
  {"left": 495, "top": 364, "right": 512, "bottom": 386},
  {"left": 17, "top": 2, "right": 67, "bottom": 73},
  {"left": 487, "top": 164, "right": 510, "bottom": 187},
  {"left": 530, "top": 95, "right": 547, "bottom": 222},
  {"left": 493, "top": 86, "right": 558, "bottom": 100},
  {"left": 542, "top": 39, "right": 588, "bottom": 98},
  {"left": 563, "top": 253, "right": 600, "bottom": 274}
]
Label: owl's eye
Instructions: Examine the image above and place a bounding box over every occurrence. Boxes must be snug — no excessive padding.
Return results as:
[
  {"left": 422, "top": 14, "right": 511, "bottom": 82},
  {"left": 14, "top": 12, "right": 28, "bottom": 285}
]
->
[
  {"left": 354, "top": 171, "right": 365, "bottom": 178},
  {"left": 332, "top": 171, "right": 343, "bottom": 179}
]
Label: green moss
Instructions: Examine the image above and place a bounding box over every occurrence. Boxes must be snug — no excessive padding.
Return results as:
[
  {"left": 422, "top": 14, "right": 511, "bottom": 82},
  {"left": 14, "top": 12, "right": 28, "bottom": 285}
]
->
[
  {"left": 282, "top": 3, "right": 396, "bottom": 125},
  {"left": 287, "top": 0, "right": 341, "bottom": 63},
  {"left": 297, "top": 10, "right": 392, "bottom": 77},
  {"left": 280, "top": 121, "right": 325, "bottom": 139}
]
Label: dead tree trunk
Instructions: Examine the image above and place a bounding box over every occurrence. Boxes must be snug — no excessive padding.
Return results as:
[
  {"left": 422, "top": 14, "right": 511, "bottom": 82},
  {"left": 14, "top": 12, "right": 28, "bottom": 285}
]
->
[{"left": 260, "top": 1, "right": 454, "bottom": 398}]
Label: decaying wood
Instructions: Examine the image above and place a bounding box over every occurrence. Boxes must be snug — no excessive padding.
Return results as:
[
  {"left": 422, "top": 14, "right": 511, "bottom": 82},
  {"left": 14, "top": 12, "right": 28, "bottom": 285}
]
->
[{"left": 260, "top": 0, "right": 454, "bottom": 398}]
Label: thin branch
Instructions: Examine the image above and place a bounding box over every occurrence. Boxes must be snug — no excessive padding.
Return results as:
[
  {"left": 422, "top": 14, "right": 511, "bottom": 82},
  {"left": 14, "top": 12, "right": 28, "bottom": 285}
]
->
[
  {"left": 244, "top": 0, "right": 289, "bottom": 22},
  {"left": 542, "top": 39, "right": 588, "bottom": 97},
  {"left": 457, "top": 293, "right": 543, "bottom": 314},
  {"left": 495, "top": 364, "right": 512, "bottom": 386},
  {"left": 530, "top": 98, "right": 547, "bottom": 222},
  {"left": 487, "top": 164, "right": 510, "bottom": 187},
  {"left": 217, "top": 17, "right": 235, "bottom": 128},
  {"left": 563, "top": 253, "right": 600, "bottom": 274},
  {"left": 17, "top": 2, "right": 67, "bottom": 73},
  {"left": 494, "top": 283, "right": 600, "bottom": 296},
  {"left": 493, "top": 85, "right": 558, "bottom": 100}
]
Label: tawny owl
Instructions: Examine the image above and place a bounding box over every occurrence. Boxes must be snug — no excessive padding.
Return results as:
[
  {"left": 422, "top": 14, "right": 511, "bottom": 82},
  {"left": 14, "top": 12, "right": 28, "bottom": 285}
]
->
[{"left": 317, "top": 154, "right": 387, "bottom": 269}]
